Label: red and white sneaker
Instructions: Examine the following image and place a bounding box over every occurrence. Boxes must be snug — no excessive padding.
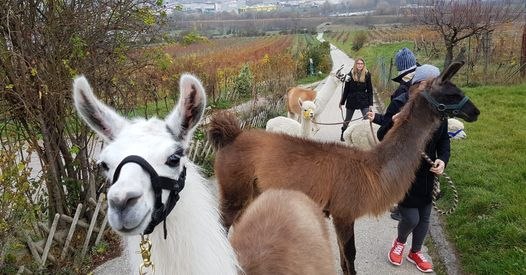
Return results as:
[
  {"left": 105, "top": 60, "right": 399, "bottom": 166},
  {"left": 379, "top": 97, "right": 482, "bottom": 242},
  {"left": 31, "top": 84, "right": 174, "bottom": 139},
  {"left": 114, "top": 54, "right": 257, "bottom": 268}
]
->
[
  {"left": 388, "top": 239, "right": 405, "bottom": 266},
  {"left": 407, "top": 250, "right": 433, "bottom": 273}
]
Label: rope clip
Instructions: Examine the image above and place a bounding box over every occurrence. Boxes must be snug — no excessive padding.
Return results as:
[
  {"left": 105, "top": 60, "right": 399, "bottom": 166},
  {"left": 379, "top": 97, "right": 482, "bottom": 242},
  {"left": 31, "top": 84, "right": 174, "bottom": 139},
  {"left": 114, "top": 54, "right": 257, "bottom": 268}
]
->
[{"left": 138, "top": 234, "right": 155, "bottom": 274}]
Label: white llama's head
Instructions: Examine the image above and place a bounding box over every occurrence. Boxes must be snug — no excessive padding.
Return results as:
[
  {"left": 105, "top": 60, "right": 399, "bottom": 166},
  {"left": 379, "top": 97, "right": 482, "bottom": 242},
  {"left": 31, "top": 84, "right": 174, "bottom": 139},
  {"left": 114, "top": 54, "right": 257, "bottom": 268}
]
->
[
  {"left": 299, "top": 98, "right": 316, "bottom": 121},
  {"left": 73, "top": 74, "right": 206, "bottom": 236},
  {"left": 447, "top": 118, "right": 466, "bottom": 139}
]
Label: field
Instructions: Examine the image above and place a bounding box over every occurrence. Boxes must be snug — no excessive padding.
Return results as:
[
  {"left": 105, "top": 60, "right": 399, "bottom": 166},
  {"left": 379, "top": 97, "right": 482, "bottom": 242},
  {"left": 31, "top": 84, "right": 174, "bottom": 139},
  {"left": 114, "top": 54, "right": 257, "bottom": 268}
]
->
[{"left": 324, "top": 22, "right": 524, "bottom": 106}]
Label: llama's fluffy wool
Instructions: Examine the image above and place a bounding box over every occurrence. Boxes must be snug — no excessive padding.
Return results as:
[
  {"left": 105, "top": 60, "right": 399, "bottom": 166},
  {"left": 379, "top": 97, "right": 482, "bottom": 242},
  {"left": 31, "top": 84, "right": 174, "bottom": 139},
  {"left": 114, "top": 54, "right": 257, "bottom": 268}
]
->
[
  {"left": 266, "top": 116, "right": 303, "bottom": 136},
  {"left": 343, "top": 120, "right": 380, "bottom": 150}
]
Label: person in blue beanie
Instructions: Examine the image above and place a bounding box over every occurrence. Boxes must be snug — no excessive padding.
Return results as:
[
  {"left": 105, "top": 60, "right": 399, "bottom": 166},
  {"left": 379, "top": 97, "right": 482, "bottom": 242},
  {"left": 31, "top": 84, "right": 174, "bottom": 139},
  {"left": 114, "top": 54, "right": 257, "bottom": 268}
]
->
[{"left": 368, "top": 47, "right": 418, "bottom": 126}]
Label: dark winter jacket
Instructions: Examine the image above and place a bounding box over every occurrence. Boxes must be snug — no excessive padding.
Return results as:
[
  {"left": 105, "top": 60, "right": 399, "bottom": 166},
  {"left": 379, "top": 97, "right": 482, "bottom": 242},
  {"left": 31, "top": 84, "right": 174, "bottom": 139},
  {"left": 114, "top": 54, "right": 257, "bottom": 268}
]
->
[
  {"left": 340, "top": 70, "right": 373, "bottom": 110},
  {"left": 372, "top": 82, "right": 410, "bottom": 125},
  {"left": 377, "top": 92, "right": 451, "bottom": 208}
]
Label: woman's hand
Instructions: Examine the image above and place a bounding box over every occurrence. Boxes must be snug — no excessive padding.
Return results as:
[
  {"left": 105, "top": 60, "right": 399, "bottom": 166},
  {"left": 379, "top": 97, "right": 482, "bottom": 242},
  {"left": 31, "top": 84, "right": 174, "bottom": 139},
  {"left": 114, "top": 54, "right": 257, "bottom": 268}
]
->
[
  {"left": 430, "top": 159, "right": 445, "bottom": 175},
  {"left": 366, "top": 111, "right": 375, "bottom": 121}
]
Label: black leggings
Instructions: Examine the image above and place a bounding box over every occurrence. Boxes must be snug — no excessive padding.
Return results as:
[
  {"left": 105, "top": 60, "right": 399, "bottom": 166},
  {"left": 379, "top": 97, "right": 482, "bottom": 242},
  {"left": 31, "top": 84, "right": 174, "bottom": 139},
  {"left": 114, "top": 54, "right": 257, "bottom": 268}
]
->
[
  {"left": 397, "top": 203, "right": 432, "bottom": 253},
  {"left": 342, "top": 107, "right": 368, "bottom": 130}
]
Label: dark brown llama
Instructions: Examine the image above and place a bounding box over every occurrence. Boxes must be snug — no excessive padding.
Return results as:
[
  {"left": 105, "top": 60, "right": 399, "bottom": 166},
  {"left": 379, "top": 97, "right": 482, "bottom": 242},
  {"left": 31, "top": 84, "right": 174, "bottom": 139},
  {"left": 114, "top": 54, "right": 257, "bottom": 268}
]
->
[
  {"left": 208, "top": 61, "right": 480, "bottom": 275},
  {"left": 230, "top": 189, "right": 336, "bottom": 275}
]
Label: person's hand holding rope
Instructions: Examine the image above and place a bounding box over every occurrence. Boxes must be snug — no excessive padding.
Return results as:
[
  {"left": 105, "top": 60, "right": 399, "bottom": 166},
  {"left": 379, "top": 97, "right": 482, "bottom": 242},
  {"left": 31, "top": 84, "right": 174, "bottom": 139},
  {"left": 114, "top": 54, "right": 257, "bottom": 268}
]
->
[{"left": 430, "top": 159, "right": 445, "bottom": 175}]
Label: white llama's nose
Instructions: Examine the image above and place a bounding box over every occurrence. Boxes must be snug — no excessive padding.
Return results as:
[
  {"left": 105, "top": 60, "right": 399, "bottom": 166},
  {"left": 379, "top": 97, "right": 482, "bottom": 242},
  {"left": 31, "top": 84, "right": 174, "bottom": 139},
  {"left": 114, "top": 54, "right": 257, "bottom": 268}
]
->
[{"left": 108, "top": 189, "right": 143, "bottom": 211}]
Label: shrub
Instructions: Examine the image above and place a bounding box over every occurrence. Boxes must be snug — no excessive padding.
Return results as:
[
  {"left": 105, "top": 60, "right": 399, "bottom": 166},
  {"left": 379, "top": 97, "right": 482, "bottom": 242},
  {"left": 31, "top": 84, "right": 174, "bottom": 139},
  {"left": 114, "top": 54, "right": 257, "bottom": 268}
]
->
[
  {"left": 352, "top": 31, "right": 368, "bottom": 51},
  {"left": 0, "top": 145, "right": 38, "bottom": 269},
  {"left": 234, "top": 64, "right": 254, "bottom": 97}
]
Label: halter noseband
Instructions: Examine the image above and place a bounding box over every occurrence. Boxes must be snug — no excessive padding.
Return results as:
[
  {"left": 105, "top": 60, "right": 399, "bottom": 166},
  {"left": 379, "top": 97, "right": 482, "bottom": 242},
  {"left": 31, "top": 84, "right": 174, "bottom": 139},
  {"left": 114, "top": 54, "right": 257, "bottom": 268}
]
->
[
  {"left": 112, "top": 155, "right": 186, "bottom": 239},
  {"left": 421, "top": 90, "right": 469, "bottom": 118}
]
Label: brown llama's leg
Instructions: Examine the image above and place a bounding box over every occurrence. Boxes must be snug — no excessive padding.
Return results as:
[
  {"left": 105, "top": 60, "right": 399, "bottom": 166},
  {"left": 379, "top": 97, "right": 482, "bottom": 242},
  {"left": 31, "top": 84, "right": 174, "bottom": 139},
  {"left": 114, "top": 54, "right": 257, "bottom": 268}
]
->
[{"left": 333, "top": 217, "right": 356, "bottom": 275}]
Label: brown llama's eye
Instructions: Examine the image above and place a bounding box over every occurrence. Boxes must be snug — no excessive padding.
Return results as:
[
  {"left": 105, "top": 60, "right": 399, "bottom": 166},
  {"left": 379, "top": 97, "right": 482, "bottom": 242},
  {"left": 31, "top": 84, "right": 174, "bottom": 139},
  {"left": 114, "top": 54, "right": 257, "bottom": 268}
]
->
[{"left": 165, "top": 154, "right": 181, "bottom": 167}]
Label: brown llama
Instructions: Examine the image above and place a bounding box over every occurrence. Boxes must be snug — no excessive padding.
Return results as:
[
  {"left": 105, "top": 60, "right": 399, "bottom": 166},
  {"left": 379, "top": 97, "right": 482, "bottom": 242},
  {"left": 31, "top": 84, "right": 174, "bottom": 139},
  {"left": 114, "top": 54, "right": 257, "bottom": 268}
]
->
[
  {"left": 286, "top": 86, "right": 316, "bottom": 120},
  {"left": 230, "top": 189, "right": 336, "bottom": 275},
  {"left": 208, "top": 61, "right": 480, "bottom": 275}
]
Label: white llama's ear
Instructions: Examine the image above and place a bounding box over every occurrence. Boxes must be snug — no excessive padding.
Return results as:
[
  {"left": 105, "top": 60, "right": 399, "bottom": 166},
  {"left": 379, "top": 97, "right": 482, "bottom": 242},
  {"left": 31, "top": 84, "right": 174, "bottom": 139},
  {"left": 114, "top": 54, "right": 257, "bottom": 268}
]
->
[
  {"left": 73, "top": 75, "right": 128, "bottom": 141},
  {"left": 165, "top": 74, "right": 206, "bottom": 146},
  {"left": 298, "top": 98, "right": 304, "bottom": 107}
]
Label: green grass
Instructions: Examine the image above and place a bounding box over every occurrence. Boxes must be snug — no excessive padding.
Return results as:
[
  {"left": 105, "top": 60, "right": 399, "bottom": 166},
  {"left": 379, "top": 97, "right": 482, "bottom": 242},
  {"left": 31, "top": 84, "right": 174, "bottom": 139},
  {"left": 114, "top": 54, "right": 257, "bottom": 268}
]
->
[
  {"left": 297, "top": 73, "right": 328, "bottom": 85},
  {"left": 445, "top": 83, "right": 526, "bottom": 274}
]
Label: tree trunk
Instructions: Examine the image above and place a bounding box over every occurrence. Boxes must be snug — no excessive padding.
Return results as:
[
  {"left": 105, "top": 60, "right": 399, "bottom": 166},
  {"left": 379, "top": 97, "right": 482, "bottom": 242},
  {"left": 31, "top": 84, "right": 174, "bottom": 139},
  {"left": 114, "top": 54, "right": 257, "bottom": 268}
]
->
[
  {"left": 444, "top": 42, "right": 454, "bottom": 70},
  {"left": 521, "top": 24, "right": 526, "bottom": 78}
]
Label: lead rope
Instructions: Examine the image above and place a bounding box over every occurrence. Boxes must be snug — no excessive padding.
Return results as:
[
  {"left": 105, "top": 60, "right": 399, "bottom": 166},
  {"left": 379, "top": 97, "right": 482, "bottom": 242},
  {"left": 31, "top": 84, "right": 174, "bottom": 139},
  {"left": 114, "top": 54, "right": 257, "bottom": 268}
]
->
[
  {"left": 420, "top": 152, "right": 459, "bottom": 215},
  {"left": 139, "top": 234, "right": 155, "bottom": 274},
  {"left": 368, "top": 118, "right": 458, "bottom": 215}
]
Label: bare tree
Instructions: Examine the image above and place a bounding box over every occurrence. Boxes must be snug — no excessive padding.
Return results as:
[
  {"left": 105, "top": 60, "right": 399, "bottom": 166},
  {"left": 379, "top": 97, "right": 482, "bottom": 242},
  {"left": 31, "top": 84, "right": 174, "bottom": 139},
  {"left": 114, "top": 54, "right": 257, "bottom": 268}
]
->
[
  {"left": 522, "top": 24, "right": 526, "bottom": 77},
  {"left": 0, "top": 0, "right": 164, "bottom": 219},
  {"left": 412, "top": 0, "right": 521, "bottom": 68}
]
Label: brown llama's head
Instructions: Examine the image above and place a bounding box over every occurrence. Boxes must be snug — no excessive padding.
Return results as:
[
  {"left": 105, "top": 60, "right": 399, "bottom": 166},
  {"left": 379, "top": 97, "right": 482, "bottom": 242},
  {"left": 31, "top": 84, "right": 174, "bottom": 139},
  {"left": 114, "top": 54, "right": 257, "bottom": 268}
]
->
[{"left": 423, "top": 61, "right": 480, "bottom": 122}]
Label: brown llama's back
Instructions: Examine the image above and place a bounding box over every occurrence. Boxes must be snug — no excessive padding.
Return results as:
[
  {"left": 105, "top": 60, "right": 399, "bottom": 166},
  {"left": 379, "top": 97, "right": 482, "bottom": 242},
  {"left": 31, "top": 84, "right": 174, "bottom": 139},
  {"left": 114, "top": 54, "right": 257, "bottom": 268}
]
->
[
  {"left": 287, "top": 87, "right": 316, "bottom": 115},
  {"left": 229, "top": 189, "right": 336, "bottom": 275}
]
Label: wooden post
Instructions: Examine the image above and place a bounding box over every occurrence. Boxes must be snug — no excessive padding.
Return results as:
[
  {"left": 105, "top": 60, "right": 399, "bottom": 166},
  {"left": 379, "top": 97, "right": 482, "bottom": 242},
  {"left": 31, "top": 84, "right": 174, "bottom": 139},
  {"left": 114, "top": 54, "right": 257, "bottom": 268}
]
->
[
  {"left": 60, "top": 203, "right": 82, "bottom": 260},
  {"left": 59, "top": 214, "right": 99, "bottom": 232},
  {"left": 21, "top": 231, "right": 41, "bottom": 265},
  {"left": 94, "top": 214, "right": 109, "bottom": 246},
  {"left": 40, "top": 213, "right": 60, "bottom": 268},
  {"left": 80, "top": 194, "right": 104, "bottom": 260}
]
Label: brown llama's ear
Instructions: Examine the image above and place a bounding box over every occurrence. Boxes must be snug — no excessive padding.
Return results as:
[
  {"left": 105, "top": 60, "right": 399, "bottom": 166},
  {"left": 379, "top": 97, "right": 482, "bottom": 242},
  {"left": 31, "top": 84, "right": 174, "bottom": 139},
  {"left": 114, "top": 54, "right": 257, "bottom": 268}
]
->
[{"left": 439, "top": 61, "right": 465, "bottom": 84}]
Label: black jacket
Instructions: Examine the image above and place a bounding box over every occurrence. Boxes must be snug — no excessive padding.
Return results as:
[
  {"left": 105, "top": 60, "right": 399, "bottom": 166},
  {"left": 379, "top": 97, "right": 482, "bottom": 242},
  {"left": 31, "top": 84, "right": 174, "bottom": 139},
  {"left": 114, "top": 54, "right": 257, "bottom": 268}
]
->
[
  {"left": 340, "top": 70, "right": 373, "bottom": 110},
  {"left": 372, "top": 81, "right": 410, "bottom": 126},
  {"left": 377, "top": 92, "right": 451, "bottom": 208}
]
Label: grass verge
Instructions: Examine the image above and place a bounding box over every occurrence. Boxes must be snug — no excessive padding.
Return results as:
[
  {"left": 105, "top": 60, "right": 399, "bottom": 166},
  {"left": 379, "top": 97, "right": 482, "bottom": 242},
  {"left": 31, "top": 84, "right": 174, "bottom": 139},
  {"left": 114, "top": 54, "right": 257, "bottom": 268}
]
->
[{"left": 443, "top": 83, "right": 526, "bottom": 274}]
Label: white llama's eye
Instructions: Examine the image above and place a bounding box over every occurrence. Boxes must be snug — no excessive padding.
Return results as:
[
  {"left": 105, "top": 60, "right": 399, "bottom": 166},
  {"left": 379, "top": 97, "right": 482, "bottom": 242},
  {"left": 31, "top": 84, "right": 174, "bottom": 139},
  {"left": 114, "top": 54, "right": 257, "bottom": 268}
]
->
[
  {"left": 98, "top": 161, "right": 109, "bottom": 171},
  {"left": 165, "top": 154, "right": 180, "bottom": 167}
]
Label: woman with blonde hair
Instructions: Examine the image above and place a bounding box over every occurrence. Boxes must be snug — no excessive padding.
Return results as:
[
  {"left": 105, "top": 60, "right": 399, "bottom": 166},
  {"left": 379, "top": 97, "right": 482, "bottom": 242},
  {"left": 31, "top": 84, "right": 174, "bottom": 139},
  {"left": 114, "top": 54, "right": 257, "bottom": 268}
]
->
[{"left": 339, "top": 57, "right": 373, "bottom": 141}]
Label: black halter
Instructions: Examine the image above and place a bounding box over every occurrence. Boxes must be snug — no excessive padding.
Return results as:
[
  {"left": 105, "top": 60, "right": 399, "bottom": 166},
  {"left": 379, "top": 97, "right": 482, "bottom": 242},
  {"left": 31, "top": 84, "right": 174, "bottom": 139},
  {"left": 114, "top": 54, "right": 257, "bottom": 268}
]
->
[
  {"left": 421, "top": 90, "right": 469, "bottom": 118},
  {"left": 112, "top": 155, "right": 186, "bottom": 239}
]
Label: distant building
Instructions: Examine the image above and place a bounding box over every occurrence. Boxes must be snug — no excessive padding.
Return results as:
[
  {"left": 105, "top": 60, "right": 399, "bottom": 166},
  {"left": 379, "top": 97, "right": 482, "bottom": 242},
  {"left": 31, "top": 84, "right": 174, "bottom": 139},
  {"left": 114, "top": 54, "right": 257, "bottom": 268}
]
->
[{"left": 238, "top": 4, "right": 278, "bottom": 13}]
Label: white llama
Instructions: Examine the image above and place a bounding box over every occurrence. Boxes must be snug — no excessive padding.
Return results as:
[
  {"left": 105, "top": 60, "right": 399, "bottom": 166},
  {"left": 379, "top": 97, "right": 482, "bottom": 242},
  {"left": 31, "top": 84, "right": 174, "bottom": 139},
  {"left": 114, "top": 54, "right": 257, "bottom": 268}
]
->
[
  {"left": 343, "top": 118, "right": 467, "bottom": 149},
  {"left": 314, "top": 69, "right": 345, "bottom": 116},
  {"left": 342, "top": 120, "right": 380, "bottom": 150},
  {"left": 73, "top": 74, "right": 335, "bottom": 275},
  {"left": 448, "top": 118, "right": 466, "bottom": 139},
  {"left": 266, "top": 99, "right": 316, "bottom": 137}
]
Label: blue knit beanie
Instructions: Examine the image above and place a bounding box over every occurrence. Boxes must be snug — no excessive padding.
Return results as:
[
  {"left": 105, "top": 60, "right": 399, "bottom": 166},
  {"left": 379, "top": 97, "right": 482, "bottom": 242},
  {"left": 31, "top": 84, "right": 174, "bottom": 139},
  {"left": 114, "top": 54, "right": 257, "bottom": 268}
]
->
[
  {"left": 395, "top": 48, "right": 417, "bottom": 72},
  {"left": 412, "top": 64, "right": 440, "bottom": 84}
]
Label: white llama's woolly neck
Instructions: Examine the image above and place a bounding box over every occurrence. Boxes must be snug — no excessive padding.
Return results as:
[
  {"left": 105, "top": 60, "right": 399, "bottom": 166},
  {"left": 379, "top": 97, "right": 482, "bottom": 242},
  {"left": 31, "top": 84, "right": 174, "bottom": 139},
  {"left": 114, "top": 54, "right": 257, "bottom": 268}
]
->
[
  {"left": 314, "top": 74, "right": 342, "bottom": 116},
  {"left": 124, "top": 162, "right": 239, "bottom": 275},
  {"left": 300, "top": 116, "right": 312, "bottom": 137}
]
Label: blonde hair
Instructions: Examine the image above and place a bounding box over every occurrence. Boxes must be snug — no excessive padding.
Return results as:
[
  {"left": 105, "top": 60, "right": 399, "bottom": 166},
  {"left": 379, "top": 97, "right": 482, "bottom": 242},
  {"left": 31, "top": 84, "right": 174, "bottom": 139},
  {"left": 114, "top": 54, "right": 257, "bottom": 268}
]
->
[{"left": 351, "top": 58, "right": 368, "bottom": 82}]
